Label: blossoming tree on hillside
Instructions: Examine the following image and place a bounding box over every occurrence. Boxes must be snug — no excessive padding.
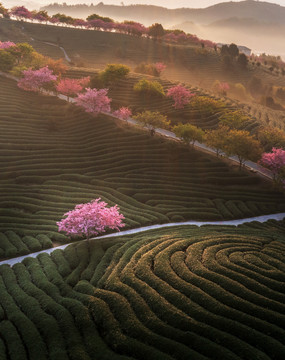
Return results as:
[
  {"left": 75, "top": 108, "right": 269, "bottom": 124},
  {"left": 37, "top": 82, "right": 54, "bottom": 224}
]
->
[
  {"left": 219, "top": 82, "right": 230, "bottom": 96},
  {"left": 10, "top": 6, "right": 31, "bottom": 20},
  {"left": 75, "top": 88, "right": 111, "bottom": 115},
  {"left": 57, "top": 198, "right": 125, "bottom": 240},
  {"left": 17, "top": 66, "right": 57, "bottom": 92},
  {"left": 155, "top": 62, "right": 166, "bottom": 75},
  {"left": 167, "top": 85, "right": 195, "bottom": 109},
  {"left": 113, "top": 107, "right": 132, "bottom": 120},
  {"left": 56, "top": 77, "right": 90, "bottom": 101},
  {"left": 0, "top": 41, "right": 16, "bottom": 49},
  {"left": 259, "top": 148, "right": 285, "bottom": 187}
]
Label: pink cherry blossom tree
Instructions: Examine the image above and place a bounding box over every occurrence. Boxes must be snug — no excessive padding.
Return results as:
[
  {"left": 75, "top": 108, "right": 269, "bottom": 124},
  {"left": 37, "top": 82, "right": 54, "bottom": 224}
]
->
[
  {"left": 10, "top": 6, "right": 32, "bottom": 20},
  {"left": 166, "top": 84, "right": 195, "bottom": 109},
  {"left": 49, "top": 17, "right": 60, "bottom": 25},
  {"left": 75, "top": 87, "right": 111, "bottom": 115},
  {"left": 155, "top": 62, "right": 166, "bottom": 75},
  {"left": 259, "top": 148, "right": 285, "bottom": 186},
  {"left": 33, "top": 13, "right": 47, "bottom": 23},
  {"left": 0, "top": 41, "right": 16, "bottom": 49},
  {"left": 87, "top": 19, "right": 105, "bottom": 30},
  {"left": 57, "top": 198, "right": 125, "bottom": 240},
  {"left": 219, "top": 82, "right": 230, "bottom": 96},
  {"left": 56, "top": 76, "right": 90, "bottom": 101},
  {"left": 74, "top": 19, "right": 87, "bottom": 28},
  {"left": 17, "top": 66, "right": 57, "bottom": 92},
  {"left": 113, "top": 107, "right": 132, "bottom": 120}
]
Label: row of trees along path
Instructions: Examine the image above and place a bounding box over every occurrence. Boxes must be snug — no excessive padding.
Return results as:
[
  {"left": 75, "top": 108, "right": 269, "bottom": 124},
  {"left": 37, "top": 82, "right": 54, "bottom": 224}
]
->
[
  {"left": 0, "top": 69, "right": 275, "bottom": 181},
  {"left": 56, "top": 87, "right": 274, "bottom": 180}
]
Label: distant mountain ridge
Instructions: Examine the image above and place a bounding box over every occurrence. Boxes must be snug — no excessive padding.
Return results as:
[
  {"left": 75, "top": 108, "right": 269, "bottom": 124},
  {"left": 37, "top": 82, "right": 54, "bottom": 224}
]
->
[{"left": 41, "top": 1, "right": 285, "bottom": 26}]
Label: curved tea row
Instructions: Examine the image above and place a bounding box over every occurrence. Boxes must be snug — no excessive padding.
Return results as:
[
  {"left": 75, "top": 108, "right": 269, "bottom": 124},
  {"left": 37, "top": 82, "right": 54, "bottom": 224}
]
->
[
  {"left": 0, "top": 76, "right": 285, "bottom": 258},
  {"left": 0, "top": 223, "right": 285, "bottom": 359}
]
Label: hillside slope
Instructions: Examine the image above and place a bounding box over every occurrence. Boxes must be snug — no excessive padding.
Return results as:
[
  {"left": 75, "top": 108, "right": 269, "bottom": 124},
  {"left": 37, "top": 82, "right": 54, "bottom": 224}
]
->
[
  {"left": 0, "top": 222, "right": 285, "bottom": 359},
  {"left": 2, "top": 17, "right": 285, "bottom": 92},
  {"left": 42, "top": 1, "right": 285, "bottom": 26},
  {"left": 1, "top": 76, "right": 285, "bottom": 258}
]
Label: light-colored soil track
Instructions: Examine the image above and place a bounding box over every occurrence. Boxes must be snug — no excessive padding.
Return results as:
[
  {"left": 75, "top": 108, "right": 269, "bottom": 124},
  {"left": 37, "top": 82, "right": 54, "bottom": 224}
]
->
[{"left": 1, "top": 212, "right": 285, "bottom": 266}]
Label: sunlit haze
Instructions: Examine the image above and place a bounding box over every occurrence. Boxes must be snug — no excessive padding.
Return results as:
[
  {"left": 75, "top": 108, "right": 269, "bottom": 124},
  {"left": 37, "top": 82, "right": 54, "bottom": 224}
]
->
[{"left": 2, "top": 0, "right": 285, "bottom": 9}]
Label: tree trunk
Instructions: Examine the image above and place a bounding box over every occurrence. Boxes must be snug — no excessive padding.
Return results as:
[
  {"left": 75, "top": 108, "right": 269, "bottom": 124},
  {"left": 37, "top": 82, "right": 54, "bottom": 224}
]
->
[{"left": 238, "top": 156, "right": 243, "bottom": 170}]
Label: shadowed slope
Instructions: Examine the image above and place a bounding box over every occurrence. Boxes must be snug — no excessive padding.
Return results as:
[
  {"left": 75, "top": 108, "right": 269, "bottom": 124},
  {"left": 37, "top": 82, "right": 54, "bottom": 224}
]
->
[
  {"left": 0, "top": 76, "right": 285, "bottom": 258},
  {"left": 0, "top": 222, "right": 285, "bottom": 359}
]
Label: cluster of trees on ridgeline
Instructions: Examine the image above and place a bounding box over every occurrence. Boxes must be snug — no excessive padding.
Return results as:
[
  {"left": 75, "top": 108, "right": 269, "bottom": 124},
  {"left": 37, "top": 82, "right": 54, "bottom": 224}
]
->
[{"left": 0, "top": 3, "right": 215, "bottom": 48}]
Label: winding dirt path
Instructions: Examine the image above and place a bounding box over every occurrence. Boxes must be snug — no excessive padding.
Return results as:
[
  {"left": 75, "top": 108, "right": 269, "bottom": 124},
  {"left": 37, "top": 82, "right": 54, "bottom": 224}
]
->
[
  {"left": 41, "top": 41, "right": 72, "bottom": 62},
  {"left": 1, "top": 212, "right": 284, "bottom": 267}
]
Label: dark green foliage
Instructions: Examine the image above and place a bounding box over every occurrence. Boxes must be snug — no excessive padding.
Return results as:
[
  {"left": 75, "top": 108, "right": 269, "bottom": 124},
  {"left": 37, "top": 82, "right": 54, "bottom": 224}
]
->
[
  {"left": 1, "top": 223, "right": 285, "bottom": 359},
  {"left": 222, "top": 54, "right": 232, "bottom": 70},
  {"left": 148, "top": 23, "right": 165, "bottom": 38},
  {"left": 221, "top": 45, "right": 229, "bottom": 56},
  {"left": 86, "top": 13, "right": 114, "bottom": 23},
  {"left": 133, "top": 78, "right": 165, "bottom": 97},
  {"left": 36, "top": 234, "right": 53, "bottom": 249},
  {"left": 0, "top": 231, "right": 50, "bottom": 259},
  {"left": 52, "top": 13, "right": 74, "bottom": 24},
  {"left": 99, "top": 64, "right": 130, "bottom": 85},
  {"left": 0, "top": 50, "right": 15, "bottom": 71},
  {"left": 237, "top": 53, "right": 248, "bottom": 69},
  {"left": 5, "top": 231, "right": 29, "bottom": 255},
  {"left": 134, "top": 63, "right": 160, "bottom": 77},
  {"left": 248, "top": 76, "right": 264, "bottom": 96},
  {"left": 228, "top": 43, "right": 239, "bottom": 58}
]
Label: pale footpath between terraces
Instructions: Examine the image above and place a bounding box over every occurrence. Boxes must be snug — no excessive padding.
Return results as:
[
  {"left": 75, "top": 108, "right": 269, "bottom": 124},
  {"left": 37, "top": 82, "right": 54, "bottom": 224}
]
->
[
  {"left": 1, "top": 212, "right": 285, "bottom": 267},
  {"left": 0, "top": 59, "right": 281, "bottom": 268}
]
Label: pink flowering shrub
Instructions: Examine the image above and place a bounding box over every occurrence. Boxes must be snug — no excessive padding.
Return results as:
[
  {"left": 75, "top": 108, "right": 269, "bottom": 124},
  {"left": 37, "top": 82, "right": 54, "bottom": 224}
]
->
[
  {"left": 0, "top": 41, "right": 16, "bottom": 49},
  {"left": 56, "top": 76, "right": 90, "bottom": 99},
  {"left": 49, "top": 17, "right": 60, "bottom": 24},
  {"left": 75, "top": 88, "right": 111, "bottom": 115},
  {"left": 167, "top": 84, "right": 195, "bottom": 109},
  {"left": 219, "top": 82, "right": 230, "bottom": 95},
  {"left": 259, "top": 148, "right": 285, "bottom": 187},
  {"left": 10, "top": 6, "right": 31, "bottom": 19},
  {"left": 155, "top": 62, "right": 166, "bottom": 75},
  {"left": 17, "top": 66, "right": 57, "bottom": 92},
  {"left": 163, "top": 32, "right": 216, "bottom": 48},
  {"left": 113, "top": 107, "right": 132, "bottom": 120},
  {"left": 74, "top": 19, "right": 87, "bottom": 27},
  {"left": 57, "top": 198, "right": 125, "bottom": 240},
  {"left": 259, "top": 148, "right": 285, "bottom": 174}
]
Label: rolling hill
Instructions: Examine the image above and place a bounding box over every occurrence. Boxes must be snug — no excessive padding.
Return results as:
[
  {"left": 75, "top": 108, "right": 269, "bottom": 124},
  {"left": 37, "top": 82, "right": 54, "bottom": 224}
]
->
[
  {"left": 1, "top": 222, "right": 285, "bottom": 359},
  {"left": 1, "top": 75, "right": 284, "bottom": 259},
  {"left": 0, "top": 7, "right": 285, "bottom": 360},
  {"left": 2, "top": 17, "right": 285, "bottom": 92},
  {"left": 42, "top": 1, "right": 285, "bottom": 27}
]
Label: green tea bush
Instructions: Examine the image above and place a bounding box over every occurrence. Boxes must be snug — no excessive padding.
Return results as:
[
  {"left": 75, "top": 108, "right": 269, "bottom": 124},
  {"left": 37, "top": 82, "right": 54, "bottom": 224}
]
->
[
  {"left": 134, "top": 79, "right": 165, "bottom": 98},
  {"left": 1, "top": 223, "right": 285, "bottom": 358},
  {"left": 134, "top": 63, "right": 160, "bottom": 77}
]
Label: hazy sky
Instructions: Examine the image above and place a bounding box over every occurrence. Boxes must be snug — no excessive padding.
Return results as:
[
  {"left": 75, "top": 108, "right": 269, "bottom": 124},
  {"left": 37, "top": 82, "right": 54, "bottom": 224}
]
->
[{"left": 3, "top": 0, "right": 285, "bottom": 9}]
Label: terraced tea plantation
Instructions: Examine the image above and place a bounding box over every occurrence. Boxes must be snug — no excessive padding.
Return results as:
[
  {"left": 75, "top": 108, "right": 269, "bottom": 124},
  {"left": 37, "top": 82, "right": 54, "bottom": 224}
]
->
[
  {"left": 0, "top": 76, "right": 285, "bottom": 259},
  {"left": 66, "top": 68, "right": 259, "bottom": 132},
  {"left": 1, "top": 221, "right": 285, "bottom": 359}
]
